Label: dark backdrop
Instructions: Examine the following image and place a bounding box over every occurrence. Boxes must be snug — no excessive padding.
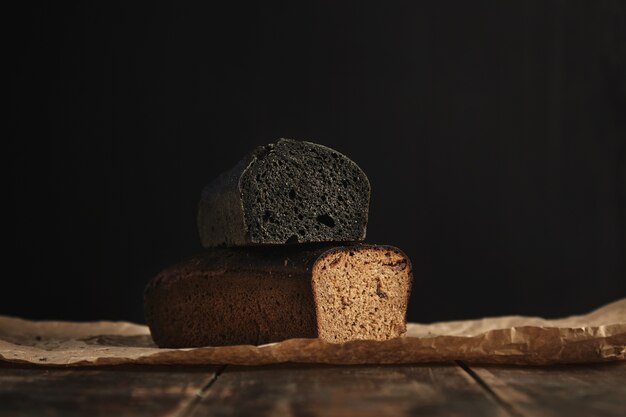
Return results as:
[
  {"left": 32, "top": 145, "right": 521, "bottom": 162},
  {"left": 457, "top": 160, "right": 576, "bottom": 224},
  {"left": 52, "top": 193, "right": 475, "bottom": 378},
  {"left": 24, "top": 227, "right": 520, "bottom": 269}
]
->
[{"left": 7, "top": 1, "right": 626, "bottom": 324}]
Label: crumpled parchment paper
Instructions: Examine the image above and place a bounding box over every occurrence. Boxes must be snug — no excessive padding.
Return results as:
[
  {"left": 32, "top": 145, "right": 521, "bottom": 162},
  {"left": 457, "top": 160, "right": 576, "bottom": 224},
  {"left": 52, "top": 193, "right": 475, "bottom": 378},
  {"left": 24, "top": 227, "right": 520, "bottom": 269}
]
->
[{"left": 1, "top": 298, "right": 624, "bottom": 367}]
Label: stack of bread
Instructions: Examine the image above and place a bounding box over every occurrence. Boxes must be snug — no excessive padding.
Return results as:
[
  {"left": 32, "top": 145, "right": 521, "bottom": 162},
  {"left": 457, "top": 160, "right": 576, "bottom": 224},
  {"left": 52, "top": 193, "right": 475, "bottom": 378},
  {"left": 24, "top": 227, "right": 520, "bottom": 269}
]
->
[{"left": 144, "top": 139, "right": 413, "bottom": 347}]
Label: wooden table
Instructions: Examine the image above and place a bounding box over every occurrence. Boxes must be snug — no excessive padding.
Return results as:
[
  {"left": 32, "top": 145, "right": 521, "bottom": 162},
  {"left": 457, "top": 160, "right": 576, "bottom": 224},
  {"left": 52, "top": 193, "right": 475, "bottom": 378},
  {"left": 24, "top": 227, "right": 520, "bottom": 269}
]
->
[{"left": 1, "top": 361, "right": 624, "bottom": 417}]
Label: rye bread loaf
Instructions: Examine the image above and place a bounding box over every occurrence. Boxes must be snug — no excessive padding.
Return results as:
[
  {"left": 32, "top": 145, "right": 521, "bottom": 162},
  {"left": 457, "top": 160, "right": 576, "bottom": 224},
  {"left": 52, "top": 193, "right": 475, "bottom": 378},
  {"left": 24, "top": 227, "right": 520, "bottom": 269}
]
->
[
  {"left": 197, "top": 139, "right": 371, "bottom": 247},
  {"left": 144, "top": 244, "right": 412, "bottom": 347}
]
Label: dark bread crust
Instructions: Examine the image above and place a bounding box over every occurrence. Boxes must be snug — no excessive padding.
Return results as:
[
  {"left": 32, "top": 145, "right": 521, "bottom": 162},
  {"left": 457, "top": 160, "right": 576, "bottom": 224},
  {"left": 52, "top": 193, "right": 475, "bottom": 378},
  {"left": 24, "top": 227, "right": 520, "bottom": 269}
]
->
[
  {"left": 144, "top": 246, "right": 329, "bottom": 348},
  {"left": 144, "top": 244, "right": 411, "bottom": 347},
  {"left": 197, "top": 139, "right": 371, "bottom": 247}
]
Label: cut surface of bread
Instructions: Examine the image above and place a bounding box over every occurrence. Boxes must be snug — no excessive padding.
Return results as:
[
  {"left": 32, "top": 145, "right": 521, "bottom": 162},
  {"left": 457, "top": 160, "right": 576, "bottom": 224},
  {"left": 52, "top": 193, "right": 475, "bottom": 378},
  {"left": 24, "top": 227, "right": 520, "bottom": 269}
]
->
[
  {"left": 197, "top": 139, "right": 371, "bottom": 247},
  {"left": 313, "top": 246, "right": 411, "bottom": 343}
]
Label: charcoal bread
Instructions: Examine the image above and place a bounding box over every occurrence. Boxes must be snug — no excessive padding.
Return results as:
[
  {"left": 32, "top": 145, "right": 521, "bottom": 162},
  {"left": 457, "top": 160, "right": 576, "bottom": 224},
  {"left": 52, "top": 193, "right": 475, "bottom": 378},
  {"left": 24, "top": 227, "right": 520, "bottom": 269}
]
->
[
  {"left": 144, "top": 244, "right": 412, "bottom": 347},
  {"left": 197, "top": 139, "right": 371, "bottom": 247}
]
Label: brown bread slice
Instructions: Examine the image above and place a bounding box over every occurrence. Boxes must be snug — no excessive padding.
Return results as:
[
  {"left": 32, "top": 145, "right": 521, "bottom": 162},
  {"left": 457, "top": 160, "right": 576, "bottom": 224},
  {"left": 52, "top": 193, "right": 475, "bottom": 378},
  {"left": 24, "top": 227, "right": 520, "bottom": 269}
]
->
[{"left": 144, "top": 244, "right": 412, "bottom": 347}]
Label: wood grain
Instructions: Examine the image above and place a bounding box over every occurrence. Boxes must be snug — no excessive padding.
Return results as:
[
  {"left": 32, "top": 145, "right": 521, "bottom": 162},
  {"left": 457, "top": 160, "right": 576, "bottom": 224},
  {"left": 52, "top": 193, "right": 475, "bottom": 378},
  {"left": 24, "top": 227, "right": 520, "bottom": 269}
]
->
[
  {"left": 0, "top": 363, "right": 220, "bottom": 417},
  {"left": 190, "top": 363, "right": 510, "bottom": 417},
  {"left": 2, "top": 362, "right": 624, "bottom": 416},
  {"left": 467, "top": 362, "right": 626, "bottom": 417}
]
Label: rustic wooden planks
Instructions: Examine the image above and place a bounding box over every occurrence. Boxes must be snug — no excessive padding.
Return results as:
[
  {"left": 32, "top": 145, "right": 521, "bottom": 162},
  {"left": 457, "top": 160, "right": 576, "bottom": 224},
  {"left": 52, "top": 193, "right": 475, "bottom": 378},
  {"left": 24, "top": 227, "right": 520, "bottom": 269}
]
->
[
  {"left": 0, "top": 363, "right": 220, "bottom": 417},
  {"left": 190, "top": 363, "right": 510, "bottom": 417},
  {"left": 466, "top": 362, "right": 626, "bottom": 417},
  {"left": 1, "top": 361, "right": 625, "bottom": 416}
]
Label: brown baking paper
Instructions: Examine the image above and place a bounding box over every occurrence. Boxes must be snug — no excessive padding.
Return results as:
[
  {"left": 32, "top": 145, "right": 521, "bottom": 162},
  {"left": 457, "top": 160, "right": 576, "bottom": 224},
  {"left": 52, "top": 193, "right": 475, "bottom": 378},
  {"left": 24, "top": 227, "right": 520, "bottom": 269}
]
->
[{"left": 1, "top": 298, "right": 624, "bottom": 367}]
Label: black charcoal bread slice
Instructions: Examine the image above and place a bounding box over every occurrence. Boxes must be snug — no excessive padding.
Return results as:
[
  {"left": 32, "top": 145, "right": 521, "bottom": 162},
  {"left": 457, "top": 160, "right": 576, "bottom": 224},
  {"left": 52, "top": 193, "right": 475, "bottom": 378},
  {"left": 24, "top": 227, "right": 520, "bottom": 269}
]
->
[
  {"left": 197, "top": 138, "right": 370, "bottom": 247},
  {"left": 144, "top": 244, "right": 412, "bottom": 347}
]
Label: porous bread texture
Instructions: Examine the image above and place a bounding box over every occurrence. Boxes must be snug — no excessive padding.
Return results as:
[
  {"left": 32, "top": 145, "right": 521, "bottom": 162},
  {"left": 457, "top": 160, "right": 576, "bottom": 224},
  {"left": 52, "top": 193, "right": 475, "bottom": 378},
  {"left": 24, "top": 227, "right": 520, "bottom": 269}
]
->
[
  {"left": 144, "top": 245, "right": 412, "bottom": 348},
  {"left": 313, "top": 246, "right": 411, "bottom": 343},
  {"left": 198, "top": 139, "right": 371, "bottom": 247}
]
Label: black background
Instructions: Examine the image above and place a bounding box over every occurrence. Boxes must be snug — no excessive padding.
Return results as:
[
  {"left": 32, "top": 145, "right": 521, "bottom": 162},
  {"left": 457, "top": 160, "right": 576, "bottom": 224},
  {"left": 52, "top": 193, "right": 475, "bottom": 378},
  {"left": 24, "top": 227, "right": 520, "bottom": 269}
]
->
[{"left": 7, "top": 1, "right": 626, "bottom": 324}]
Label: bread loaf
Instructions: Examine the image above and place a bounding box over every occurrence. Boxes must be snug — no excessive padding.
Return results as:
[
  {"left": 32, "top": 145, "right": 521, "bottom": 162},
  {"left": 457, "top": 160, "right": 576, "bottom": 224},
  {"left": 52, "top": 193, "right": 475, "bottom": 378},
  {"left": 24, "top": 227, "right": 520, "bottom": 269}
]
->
[
  {"left": 144, "top": 244, "right": 412, "bottom": 347},
  {"left": 197, "top": 139, "right": 370, "bottom": 247}
]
